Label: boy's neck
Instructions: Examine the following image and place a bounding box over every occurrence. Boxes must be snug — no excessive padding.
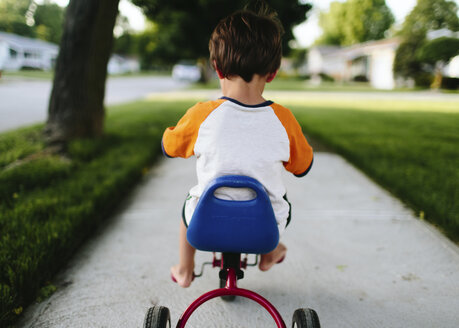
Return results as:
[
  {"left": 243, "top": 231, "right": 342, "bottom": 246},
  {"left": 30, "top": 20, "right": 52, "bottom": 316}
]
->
[{"left": 219, "top": 74, "right": 269, "bottom": 105}]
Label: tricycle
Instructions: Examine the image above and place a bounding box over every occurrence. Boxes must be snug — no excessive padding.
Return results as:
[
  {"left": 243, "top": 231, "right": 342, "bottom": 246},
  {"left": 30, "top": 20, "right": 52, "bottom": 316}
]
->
[{"left": 143, "top": 175, "right": 320, "bottom": 328}]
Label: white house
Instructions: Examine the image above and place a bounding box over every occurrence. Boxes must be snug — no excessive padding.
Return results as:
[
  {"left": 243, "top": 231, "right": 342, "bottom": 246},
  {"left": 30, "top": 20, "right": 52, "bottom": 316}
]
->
[
  {"left": 0, "top": 31, "right": 141, "bottom": 76},
  {"left": 308, "top": 38, "right": 400, "bottom": 89},
  {"left": 308, "top": 35, "right": 459, "bottom": 89},
  {"left": 342, "top": 38, "right": 401, "bottom": 89},
  {"left": 308, "top": 45, "right": 346, "bottom": 81},
  {"left": 445, "top": 56, "right": 459, "bottom": 78},
  {"left": 0, "top": 31, "right": 58, "bottom": 71}
]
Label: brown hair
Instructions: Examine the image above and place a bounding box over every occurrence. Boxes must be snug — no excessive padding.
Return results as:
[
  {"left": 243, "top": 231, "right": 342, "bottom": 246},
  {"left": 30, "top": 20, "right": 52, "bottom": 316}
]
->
[{"left": 209, "top": 8, "right": 283, "bottom": 83}]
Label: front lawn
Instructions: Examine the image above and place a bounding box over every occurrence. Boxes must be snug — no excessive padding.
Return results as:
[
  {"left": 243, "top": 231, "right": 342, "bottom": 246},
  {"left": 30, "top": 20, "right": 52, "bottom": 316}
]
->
[
  {"left": 0, "top": 100, "right": 193, "bottom": 326},
  {"left": 282, "top": 95, "right": 459, "bottom": 242}
]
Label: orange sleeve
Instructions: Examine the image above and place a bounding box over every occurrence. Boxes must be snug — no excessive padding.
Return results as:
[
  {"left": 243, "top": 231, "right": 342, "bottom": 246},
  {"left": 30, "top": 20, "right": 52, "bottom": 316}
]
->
[
  {"left": 162, "top": 99, "right": 225, "bottom": 158},
  {"left": 270, "top": 103, "right": 314, "bottom": 176}
]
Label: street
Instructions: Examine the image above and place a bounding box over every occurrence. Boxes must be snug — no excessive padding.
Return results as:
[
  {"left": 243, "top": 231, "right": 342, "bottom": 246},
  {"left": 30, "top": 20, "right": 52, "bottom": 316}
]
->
[{"left": 0, "top": 75, "right": 187, "bottom": 133}]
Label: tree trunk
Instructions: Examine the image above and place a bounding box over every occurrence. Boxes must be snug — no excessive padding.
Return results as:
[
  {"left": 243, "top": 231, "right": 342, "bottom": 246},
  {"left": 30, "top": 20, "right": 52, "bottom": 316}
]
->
[
  {"left": 431, "top": 62, "right": 445, "bottom": 90},
  {"left": 197, "top": 58, "right": 213, "bottom": 84},
  {"left": 45, "top": 0, "right": 120, "bottom": 144}
]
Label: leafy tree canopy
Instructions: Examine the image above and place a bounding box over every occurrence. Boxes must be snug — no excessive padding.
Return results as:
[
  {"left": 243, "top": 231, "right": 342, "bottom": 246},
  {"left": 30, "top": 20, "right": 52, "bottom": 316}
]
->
[
  {"left": 400, "top": 0, "right": 459, "bottom": 38},
  {"left": 417, "top": 37, "right": 459, "bottom": 66},
  {"left": 318, "top": 0, "right": 394, "bottom": 46},
  {"left": 131, "top": 0, "right": 312, "bottom": 65},
  {"left": 34, "top": 0, "right": 65, "bottom": 44},
  {"left": 0, "top": 0, "right": 36, "bottom": 38},
  {"left": 0, "top": 0, "right": 65, "bottom": 44},
  {"left": 394, "top": 0, "right": 459, "bottom": 84}
]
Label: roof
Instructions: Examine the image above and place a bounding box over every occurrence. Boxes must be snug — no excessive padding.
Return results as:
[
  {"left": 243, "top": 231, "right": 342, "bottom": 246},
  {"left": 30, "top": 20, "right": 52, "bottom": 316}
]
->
[
  {"left": 338, "top": 37, "right": 401, "bottom": 60},
  {"left": 342, "top": 37, "right": 400, "bottom": 52},
  {"left": 310, "top": 38, "right": 401, "bottom": 62},
  {"left": 310, "top": 45, "right": 341, "bottom": 56},
  {"left": 0, "top": 31, "right": 58, "bottom": 51}
]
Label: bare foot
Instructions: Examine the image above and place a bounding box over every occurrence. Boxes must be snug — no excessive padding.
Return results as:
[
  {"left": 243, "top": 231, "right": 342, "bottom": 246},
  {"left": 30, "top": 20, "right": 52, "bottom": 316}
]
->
[
  {"left": 259, "top": 243, "right": 287, "bottom": 271},
  {"left": 170, "top": 265, "right": 194, "bottom": 288}
]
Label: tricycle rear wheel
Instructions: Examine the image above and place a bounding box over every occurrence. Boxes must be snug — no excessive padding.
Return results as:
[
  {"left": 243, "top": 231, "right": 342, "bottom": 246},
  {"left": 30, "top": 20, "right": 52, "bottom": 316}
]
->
[
  {"left": 292, "top": 308, "right": 320, "bottom": 328},
  {"left": 144, "top": 306, "right": 171, "bottom": 328}
]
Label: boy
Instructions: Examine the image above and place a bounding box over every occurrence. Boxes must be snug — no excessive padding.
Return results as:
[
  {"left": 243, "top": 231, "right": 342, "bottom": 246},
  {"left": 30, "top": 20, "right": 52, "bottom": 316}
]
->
[{"left": 162, "top": 8, "right": 313, "bottom": 288}]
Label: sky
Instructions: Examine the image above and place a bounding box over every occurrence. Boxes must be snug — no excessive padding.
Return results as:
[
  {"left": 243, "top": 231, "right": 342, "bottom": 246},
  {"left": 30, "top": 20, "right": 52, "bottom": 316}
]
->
[
  {"left": 41, "top": 0, "right": 458, "bottom": 47},
  {"left": 38, "top": 0, "right": 146, "bottom": 32}
]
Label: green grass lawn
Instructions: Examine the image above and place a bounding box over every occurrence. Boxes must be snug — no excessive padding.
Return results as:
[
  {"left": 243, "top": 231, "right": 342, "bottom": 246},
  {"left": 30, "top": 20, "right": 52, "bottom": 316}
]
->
[
  {"left": 267, "top": 78, "right": 376, "bottom": 92},
  {"left": 0, "top": 70, "right": 171, "bottom": 81},
  {"left": 0, "top": 100, "right": 192, "bottom": 326},
  {"left": 1, "top": 70, "right": 55, "bottom": 80},
  {"left": 192, "top": 77, "right": 377, "bottom": 91},
  {"left": 190, "top": 76, "right": 429, "bottom": 93},
  {"left": 282, "top": 96, "right": 459, "bottom": 242}
]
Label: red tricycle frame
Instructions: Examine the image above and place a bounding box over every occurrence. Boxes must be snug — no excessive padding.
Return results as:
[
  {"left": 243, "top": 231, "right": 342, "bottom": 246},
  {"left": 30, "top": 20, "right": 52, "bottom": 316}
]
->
[{"left": 176, "top": 252, "right": 286, "bottom": 328}]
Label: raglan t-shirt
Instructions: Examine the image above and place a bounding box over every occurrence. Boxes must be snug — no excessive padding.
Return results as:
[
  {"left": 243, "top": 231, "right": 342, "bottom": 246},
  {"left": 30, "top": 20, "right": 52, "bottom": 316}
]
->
[{"left": 162, "top": 97, "right": 313, "bottom": 234}]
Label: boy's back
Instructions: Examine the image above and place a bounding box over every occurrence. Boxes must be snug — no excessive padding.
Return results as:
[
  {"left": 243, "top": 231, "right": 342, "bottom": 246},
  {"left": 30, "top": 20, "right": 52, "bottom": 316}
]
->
[
  {"left": 162, "top": 97, "right": 313, "bottom": 233},
  {"left": 167, "top": 6, "right": 313, "bottom": 287}
]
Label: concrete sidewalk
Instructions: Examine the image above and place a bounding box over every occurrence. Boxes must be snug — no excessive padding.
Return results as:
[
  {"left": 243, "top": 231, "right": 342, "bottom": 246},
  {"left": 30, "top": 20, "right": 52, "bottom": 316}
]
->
[{"left": 19, "top": 153, "right": 459, "bottom": 327}]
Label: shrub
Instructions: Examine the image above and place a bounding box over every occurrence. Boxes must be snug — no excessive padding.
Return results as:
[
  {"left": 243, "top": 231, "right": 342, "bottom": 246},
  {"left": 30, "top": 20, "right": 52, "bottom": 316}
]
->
[
  {"left": 413, "top": 72, "right": 434, "bottom": 88},
  {"left": 352, "top": 75, "right": 369, "bottom": 82},
  {"left": 441, "top": 77, "right": 459, "bottom": 90}
]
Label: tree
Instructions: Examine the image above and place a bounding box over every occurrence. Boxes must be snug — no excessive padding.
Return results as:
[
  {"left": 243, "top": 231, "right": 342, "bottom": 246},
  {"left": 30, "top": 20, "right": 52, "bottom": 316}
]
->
[
  {"left": 417, "top": 37, "right": 459, "bottom": 66},
  {"left": 0, "top": 0, "right": 64, "bottom": 44},
  {"left": 290, "top": 48, "right": 308, "bottom": 71},
  {"left": 317, "top": 1, "right": 346, "bottom": 45},
  {"left": 0, "top": 0, "right": 36, "bottom": 38},
  {"left": 113, "top": 13, "right": 143, "bottom": 60},
  {"left": 45, "top": 0, "right": 120, "bottom": 144},
  {"left": 394, "top": 0, "right": 459, "bottom": 86},
  {"left": 318, "top": 0, "right": 394, "bottom": 46},
  {"left": 131, "top": 0, "right": 312, "bottom": 67},
  {"left": 114, "top": 32, "right": 138, "bottom": 56},
  {"left": 417, "top": 37, "right": 459, "bottom": 88},
  {"left": 34, "top": 1, "right": 65, "bottom": 44},
  {"left": 399, "top": 0, "right": 459, "bottom": 37},
  {"left": 136, "top": 24, "right": 161, "bottom": 69}
]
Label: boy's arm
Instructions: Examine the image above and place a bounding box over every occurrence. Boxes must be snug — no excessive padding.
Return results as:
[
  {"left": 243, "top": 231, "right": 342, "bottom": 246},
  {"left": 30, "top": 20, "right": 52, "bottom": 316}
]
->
[
  {"left": 161, "top": 110, "right": 197, "bottom": 158},
  {"left": 271, "top": 104, "right": 314, "bottom": 177},
  {"left": 284, "top": 121, "right": 314, "bottom": 177},
  {"left": 162, "top": 100, "right": 224, "bottom": 158}
]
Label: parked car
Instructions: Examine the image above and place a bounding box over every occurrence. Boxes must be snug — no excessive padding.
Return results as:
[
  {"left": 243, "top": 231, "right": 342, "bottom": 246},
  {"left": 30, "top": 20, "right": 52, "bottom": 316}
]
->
[{"left": 172, "top": 60, "right": 201, "bottom": 82}]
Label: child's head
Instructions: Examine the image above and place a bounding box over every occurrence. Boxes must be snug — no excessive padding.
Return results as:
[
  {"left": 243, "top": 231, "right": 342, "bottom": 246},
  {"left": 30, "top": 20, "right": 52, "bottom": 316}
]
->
[{"left": 209, "top": 8, "right": 284, "bottom": 83}]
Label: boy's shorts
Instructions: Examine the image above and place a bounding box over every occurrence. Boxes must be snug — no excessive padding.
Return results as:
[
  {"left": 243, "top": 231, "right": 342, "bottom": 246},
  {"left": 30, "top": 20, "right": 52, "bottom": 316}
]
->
[{"left": 181, "top": 194, "right": 292, "bottom": 230}]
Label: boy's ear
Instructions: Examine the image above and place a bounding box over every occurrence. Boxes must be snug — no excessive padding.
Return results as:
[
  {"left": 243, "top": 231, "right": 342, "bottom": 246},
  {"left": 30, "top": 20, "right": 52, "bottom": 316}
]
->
[
  {"left": 213, "top": 60, "right": 225, "bottom": 79},
  {"left": 266, "top": 70, "right": 278, "bottom": 83}
]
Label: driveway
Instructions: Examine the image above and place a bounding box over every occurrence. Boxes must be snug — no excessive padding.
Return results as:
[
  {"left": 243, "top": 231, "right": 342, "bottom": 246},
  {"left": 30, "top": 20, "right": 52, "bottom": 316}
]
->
[
  {"left": 0, "top": 76, "right": 187, "bottom": 133},
  {"left": 18, "top": 153, "right": 459, "bottom": 327}
]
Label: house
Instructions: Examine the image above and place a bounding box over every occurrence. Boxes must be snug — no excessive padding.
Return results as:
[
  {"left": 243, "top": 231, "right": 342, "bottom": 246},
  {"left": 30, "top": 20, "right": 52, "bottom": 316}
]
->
[
  {"left": 308, "top": 38, "right": 400, "bottom": 89},
  {"left": 0, "top": 31, "right": 58, "bottom": 71},
  {"left": 342, "top": 38, "right": 401, "bottom": 89},
  {"left": 0, "top": 31, "right": 140, "bottom": 76},
  {"left": 308, "top": 45, "right": 346, "bottom": 82},
  {"left": 308, "top": 35, "right": 459, "bottom": 89},
  {"left": 445, "top": 56, "right": 459, "bottom": 78}
]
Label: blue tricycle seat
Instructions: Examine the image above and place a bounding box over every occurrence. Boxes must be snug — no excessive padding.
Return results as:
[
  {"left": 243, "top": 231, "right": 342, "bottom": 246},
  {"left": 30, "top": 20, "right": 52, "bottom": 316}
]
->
[{"left": 186, "top": 175, "right": 279, "bottom": 254}]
